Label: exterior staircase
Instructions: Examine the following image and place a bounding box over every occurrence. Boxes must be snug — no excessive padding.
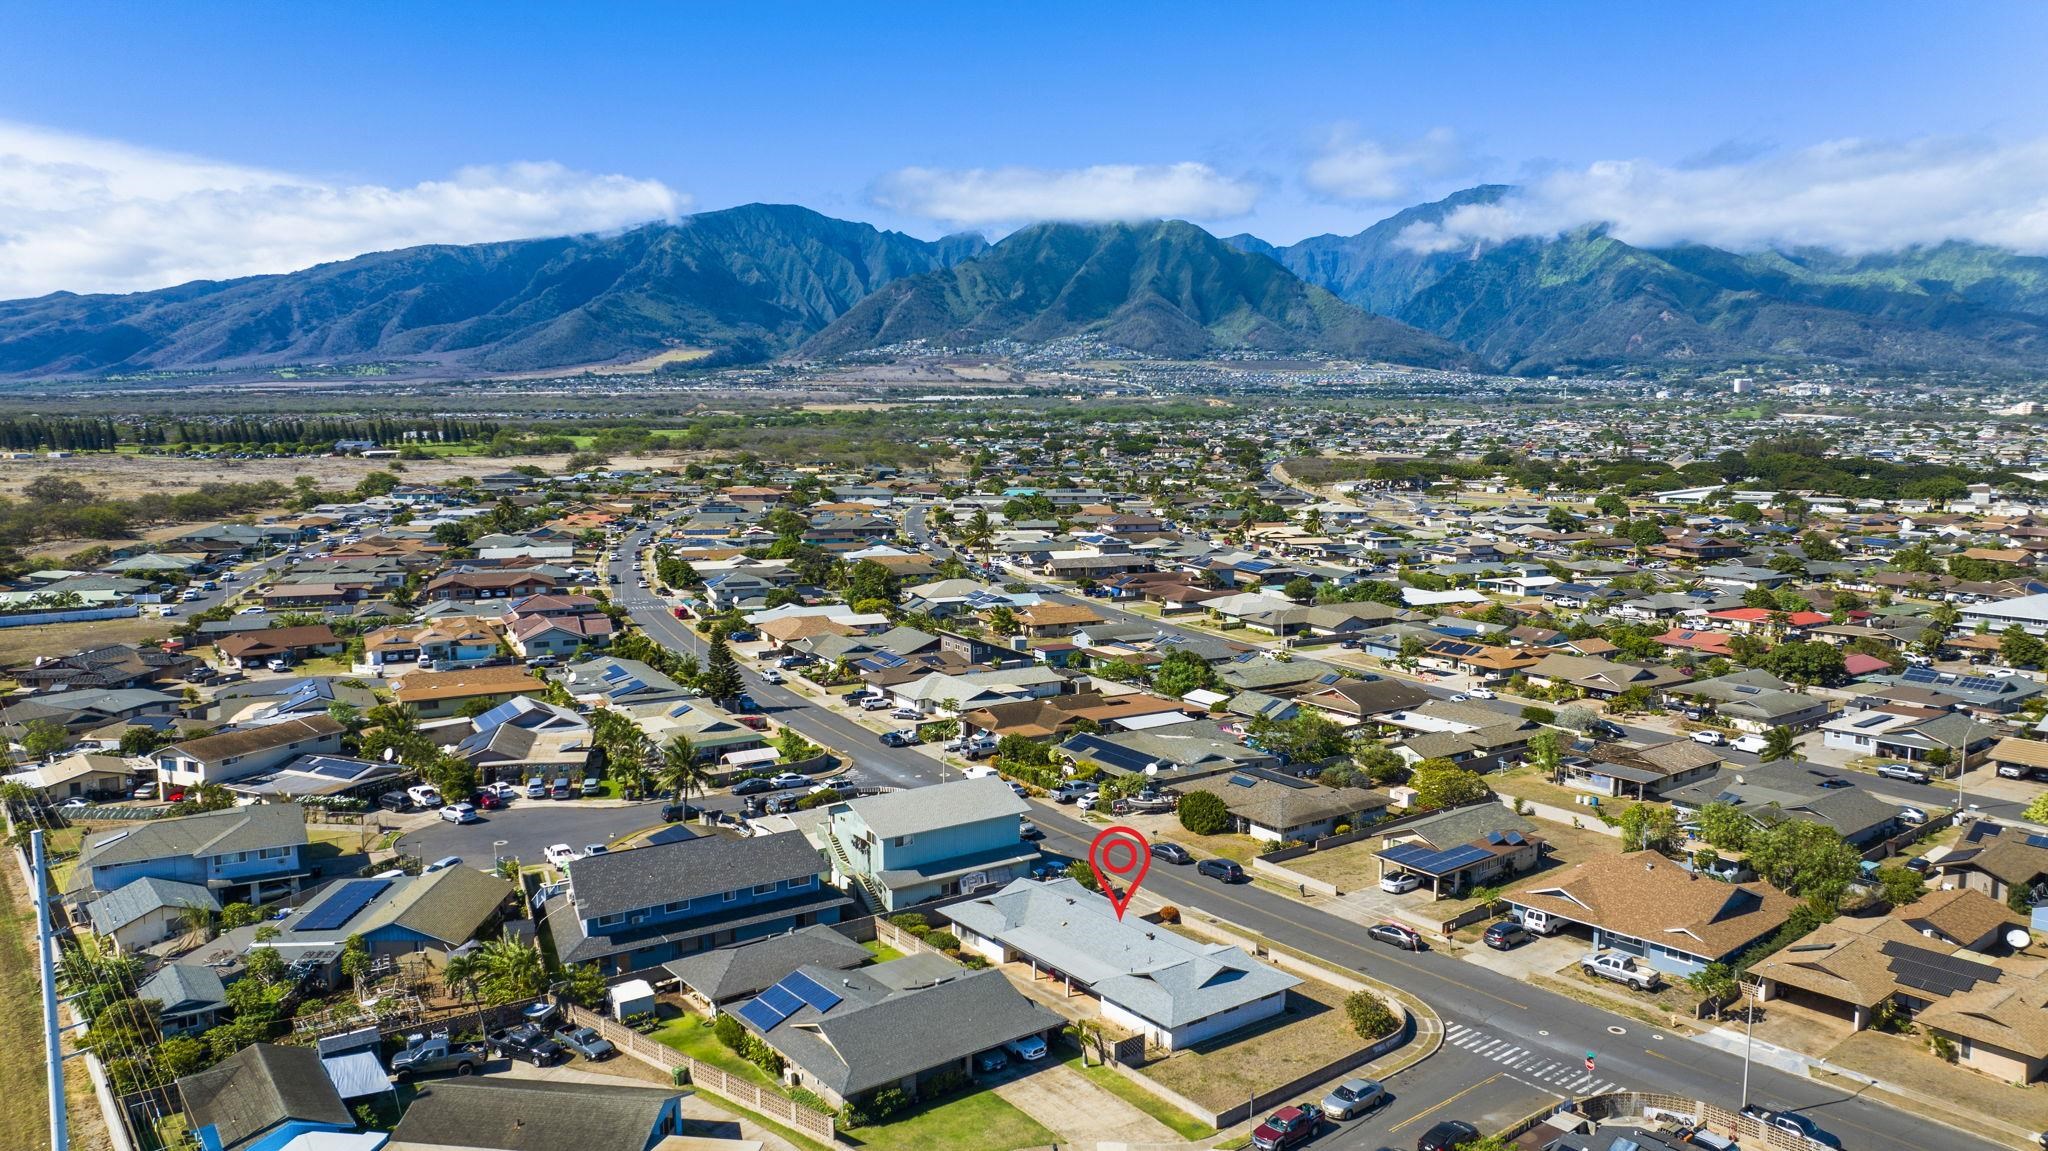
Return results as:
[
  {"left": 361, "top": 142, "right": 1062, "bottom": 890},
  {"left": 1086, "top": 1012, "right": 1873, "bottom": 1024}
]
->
[{"left": 824, "top": 830, "right": 886, "bottom": 914}]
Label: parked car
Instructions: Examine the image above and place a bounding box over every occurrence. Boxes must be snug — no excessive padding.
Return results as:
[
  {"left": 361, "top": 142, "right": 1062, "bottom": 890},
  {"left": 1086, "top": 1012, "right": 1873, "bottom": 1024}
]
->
[
  {"left": 1899, "top": 806, "right": 1929, "bottom": 825},
  {"left": 580, "top": 775, "right": 603, "bottom": 797},
  {"left": 473, "top": 791, "right": 502, "bottom": 811},
  {"left": 761, "top": 670, "right": 785, "bottom": 685},
  {"left": 389, "top": 1033, "right": 486, "bottom": 1079},
  {"left": 550, "top": 776, "right": 573, "bottom": 799},
  {"left": 1251, "top": 1103, "right": 1324, "bottom": 1151},
  {"left": 1690, "top": 729, "right": 1728, "bottom": 746},
  {"left": 131, "top": 782, "right": 158, "bottom": 800},
  {"left": 1873, "top": 762, "right": 1931, "bottom": 784},
  {"left": 487, "top": 1024, "right": 565, "bottom": 1067},
  {"left": 57, "top": 796, "right": 91, "bottom": 813},
  {"left": 1018, "top": 819, "right": 1044, "bottom": 841},
  {"left": 482, "top": 782, "right": 519, "bottom": 803},
  {"left": 1483, "top": 921, "right": 1531, "bottom": 951},
  {"left": 1465, "top": 685, "right": 1496, "bottom": 700},
  {"left": 1004, "top": 1034, "right": 1049, "bottom": 1062},
  {"left": 732, "top": 777, "right": 776, "bottom": 796},
  {"left": 1320, "top": 1077, "right": 1387, "bottom": 1120},
  {"left": 1732, "top": 733, "right": 1770, "bottom": 754},
  {"left": 438, "top": 803, "right": 478, "bottom": 824},
  {"left": 880, "top": 730, "right": 921, "bottom": 748},
  {"left": 544, "top": 844, "right": 579, "bottom": 868},
  {"left": 1815, "top": 776, "right": 1852, "bottom": 789},
  {"left": 1588, "top": 720, "right": 1627, "bottom": 741},
  {"left": 659, "top": 802, "right": 700, "bottom": 823},
  {"left": 1999, "top": 763, "right": 2035, "bottom": 779},
  {"left": 1368, "top": 922, "right": 1423, "bottom": 950},
  {"left": 1741, "top": 1105, "right": 1838, "bottom": 1148},
  {"left": 860, "top": 697, "right": 892, "bottom": 711},
  {"left": 1417, "top": 1120, "right": 1481, "bottom": 1151},
  {"left": 768, "top": 772, "right": 810, "bottom": 789},
  {"left": 972, "top": 1048, "right": 1009, "bottom": 1074},
  {"left": 525, "top": 776, "right": 547, "bottom": 799},
  {"left": 424, "top": 855, "right": 462, "bottom": 874},
  {"left": 889, "top": 707, "right": 922, "bottom": 720},
  {"left": 553, "top": 1025, "right": 616, "bottom": 1061},
  {"left": 1150, "top": 842, "right": 1193, "bottom": 865},
  {"left": 1196, "top": 858, "right": 1246, "bottom": 883},
  {"left": 1379, "top": 870, "right": 1423, "bottom": 894},
  {"left": 407, "top": 784, "right": 443, "bottom": 808},
  {"left": 1581, "top": 950, "right": 1663, "bottom": 991}
]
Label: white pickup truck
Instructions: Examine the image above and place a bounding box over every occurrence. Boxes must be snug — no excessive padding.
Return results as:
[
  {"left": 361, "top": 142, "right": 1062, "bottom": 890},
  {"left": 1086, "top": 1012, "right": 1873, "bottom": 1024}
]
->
[{"left": 1580, "top": 950, "right": 1664, "bottom": 991}]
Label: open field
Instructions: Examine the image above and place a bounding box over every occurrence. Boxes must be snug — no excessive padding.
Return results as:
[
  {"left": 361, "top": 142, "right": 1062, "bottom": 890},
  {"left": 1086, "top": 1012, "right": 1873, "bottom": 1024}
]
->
[
  {"left": 0, "top": 616, "right": 175, "bottom": 662},
  {"left": 0, "top": 450, "right": 573, "bottom": 502}
]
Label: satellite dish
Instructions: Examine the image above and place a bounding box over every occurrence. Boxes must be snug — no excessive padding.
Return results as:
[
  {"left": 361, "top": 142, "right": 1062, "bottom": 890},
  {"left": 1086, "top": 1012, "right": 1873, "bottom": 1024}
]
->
[
  {"left": 2008, "top": 928, "right": 2033, "bottom": 950},
  {"left": 382, "top": 747, "right": 395, "bottom": 762},
  {"left": 1144, "top": 764, "right": 1158, "bottom": 777}
]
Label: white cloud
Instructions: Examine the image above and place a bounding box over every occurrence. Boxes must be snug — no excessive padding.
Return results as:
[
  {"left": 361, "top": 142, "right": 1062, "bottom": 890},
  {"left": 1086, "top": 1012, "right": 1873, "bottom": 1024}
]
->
[
  {"left": 871, "top": 162, "right": 1258, "bottom": 226},
  {"left": 1394, "top": 136, "right": 2048, "bottom": 255},
  {"left": 1304, "top": 127, "right": 1467, "bottom": 202},
  {"left": 0, "top": 120, "right": 688, "bottom": 298}
]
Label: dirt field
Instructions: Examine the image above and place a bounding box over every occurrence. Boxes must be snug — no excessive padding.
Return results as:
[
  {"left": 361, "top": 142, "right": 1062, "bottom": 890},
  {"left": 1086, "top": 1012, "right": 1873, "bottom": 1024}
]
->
[
  {"left": 0, "top": 450, "right": 587, "bottom": 502},
  {"left": 0, "top": 616, "right": 176, "bottom": 663}
]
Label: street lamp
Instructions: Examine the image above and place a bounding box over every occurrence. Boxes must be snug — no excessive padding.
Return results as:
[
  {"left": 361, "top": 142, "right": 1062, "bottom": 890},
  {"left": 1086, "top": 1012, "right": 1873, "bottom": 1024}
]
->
[{"left": 1739, "top": 963, "right": 1773, "bottom": 1111}]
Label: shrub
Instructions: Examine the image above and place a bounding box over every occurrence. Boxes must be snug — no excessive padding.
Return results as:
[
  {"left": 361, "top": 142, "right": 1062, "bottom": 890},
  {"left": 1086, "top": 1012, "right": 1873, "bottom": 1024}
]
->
[
  {"left": 923, "top": 1067, "right": 971, "bottom": 1098},
  {"left": 743, "top": 1034, "right": 785, "bottom": 1077},
  {"left": 887, "top": 912, "right": 928, "bottom": 933},
  {"left": 959, "top": 953, "right": 989, "bottom": 970},
  {"left": 712, "top": 1013, "right": 746, "bottom": 1053},
  {"left": 1155, "top": 905, "right": 1180, "bottom": 924},
  {"left": 1178, "top": 790, "right": 1231, "bottom": 836},
  {"left": 860, "top": 1086, "right": 911, "bottom": 1125},
  {"left": 788, "top": 1088, "right": 837, "bottom": 1116},
  {"left": 1344, "top": 990, "right": 1400, "bottom": 1040},
  {"left": 925, "top": 931, "right": 960, "bottom": 953},
  {"left": 1931, "top": 1034, "right": 1958, "bottom": 1063},
  {"left": 1520, "top": 704, "right": 1557, "bottom": 725}
]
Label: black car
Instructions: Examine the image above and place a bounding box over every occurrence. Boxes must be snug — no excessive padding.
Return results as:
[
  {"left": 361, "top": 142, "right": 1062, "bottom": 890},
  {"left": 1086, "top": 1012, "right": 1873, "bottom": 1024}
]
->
[
  {"left": 1815, "top": 776, "right": 1853, "bottom": 789},
  {"left": 1368, "top": 922, "right": 1423, "bottom": 950},
  {"left": 1903, "top": 855, "right": 1932, "bottom": 873},
  {"left": 1417, "top": 1120, "right": 1480, "bottom": 1151},
  {"left": 1483, "top": 921, "right": 1530, "bottom": 950},
  {"left": 1741, "top": 1105, "right": 1838, "bottom": 1148},
  {"left": 1196, "top": 858, "right": 1245, "bottom": 883},
  {"left": 972, "top": 1048, "right": 1009, "bottom": 1073},
  {"left": 659, "top": 802, "right": 700, "bottom": 823},
  {"left": 1588, "top": 720, "right": 1627, "bottom": 741},
  {"left": 1151, "top": 842, "right": 1194, "bottom": 865},
  {"left": 732, "top": 777, "right": 776, "bottom": 796}
]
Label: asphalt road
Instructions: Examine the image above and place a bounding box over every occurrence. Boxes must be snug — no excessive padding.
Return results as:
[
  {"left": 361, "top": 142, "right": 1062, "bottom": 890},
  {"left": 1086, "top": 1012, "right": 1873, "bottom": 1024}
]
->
[
  {"left": 393, "top": 802, "right": 673, "bottom": 868},
  {"left": 629, "top": 508, "right": 2000, "bottom": 1151}
]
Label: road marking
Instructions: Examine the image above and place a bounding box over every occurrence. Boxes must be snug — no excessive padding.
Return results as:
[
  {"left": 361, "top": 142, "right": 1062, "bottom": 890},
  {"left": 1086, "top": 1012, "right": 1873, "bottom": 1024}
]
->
[{"left": 1388, "top": 1073, "right": 1501, "bottom": 1133}]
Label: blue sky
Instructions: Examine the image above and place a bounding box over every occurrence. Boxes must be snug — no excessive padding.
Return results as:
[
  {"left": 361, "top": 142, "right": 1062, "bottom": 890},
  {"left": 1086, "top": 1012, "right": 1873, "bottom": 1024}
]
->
[{"left": 5, "top": 1, "right": 2048, "bottom": 295}]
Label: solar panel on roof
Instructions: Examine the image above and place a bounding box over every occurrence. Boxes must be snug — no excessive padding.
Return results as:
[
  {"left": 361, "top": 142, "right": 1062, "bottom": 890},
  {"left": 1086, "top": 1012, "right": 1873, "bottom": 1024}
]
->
[
  {"left": 734, "top": 997, "right": 788, "bottom": 1032},
  {"left": 1432, "top": 845, "right": 1494, "bottom": 872},
  {"left": 1228, "top": 773, "right": 1259, "bottom": 788},
  {"left": 1880, "top": 940, "right": 2001, "bottom": 995},
  {"left": 781, "top": 971, "right": 843, "bottom": 1013},
  {"left": 1902, "top": 666, "right": 1940, "bottom": 684},
  {"left": 1485, "top": 831, "right": 1504, "bottom": 845},
  {"left": 759, "top": 983, "right": 804, "bottom": 1017},
  {"left": 298, "top": 879, "right": 390, "bottom": 932},
  {"left": 1504, "top": 831, "right": 1525, "bottom": 846}
]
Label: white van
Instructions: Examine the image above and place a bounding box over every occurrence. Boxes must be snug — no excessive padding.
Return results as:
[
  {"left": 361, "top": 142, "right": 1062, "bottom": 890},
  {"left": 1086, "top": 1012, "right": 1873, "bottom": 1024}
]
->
[{"left": 1731, "top": 733, "right": 1769, "bottom": 754}]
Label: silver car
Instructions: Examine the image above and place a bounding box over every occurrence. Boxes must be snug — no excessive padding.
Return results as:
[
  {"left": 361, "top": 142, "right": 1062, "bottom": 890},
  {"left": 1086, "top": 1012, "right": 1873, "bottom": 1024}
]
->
[{"left": 1320, "top": 1077, "right": 1386, "bottom": 1119}]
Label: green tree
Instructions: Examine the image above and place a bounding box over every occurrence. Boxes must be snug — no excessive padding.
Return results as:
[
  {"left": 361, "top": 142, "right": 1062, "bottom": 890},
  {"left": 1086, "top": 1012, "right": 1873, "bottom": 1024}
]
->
[
  {"left": 1343, "top": 990, "right": 1400, "bottom": 1039},
  {"left": 1616, "top": 803, "right": 1681, "bottom": 853},
  {"left": 1747, "top": 819, "right": 1860, "bottom": 908},
  {"left": 560, "top": 962, "right": 607, "bottom": 1008},
  {"left": 1151, "top": 648, "right": 1220, "bottom": 697},
  {"left": 20, "top": 719, "right": 70, "bottom": 759},
  {"left": 1697, "top": 802, "right": 1753, "bottom": 851},
  {"left": 1177, "top": 790, "right": 1231, "bottom": 835},
  {"left": 654, "top": 734, "right": 706, "bottom": 805},
  {"left": 218, "top": 902, "right": 260, "bottom": 930},
  {"left": 1524, "top": 729, "right": 1566, "bottom": 778},
  {"left": 844, "top": 559, "right": 901, "bottom": 606},
  {"left": 1409, "top": 759, "right": 1488, "bottom": 809},
  {"left": 701, "top": 634, "right": 745, "bottom": 703},
  {"left": 1282, "top": 576, "right": 1316, "bottom": 602},
  {"left": 1246, "top": 710, "right": 1352, "bottom": 764},
  {"left": 1760, "top": 725, "right": 1800, "bottom": 762},
  {"left": 2003, "top": 625, "right": 2047, "bottom": 669},
  {"left": 1684, "top": 962, "right": 1740, "bottom": 1013},
  {"left": 473, "top": 934, "right": 547, "bottom": 1004},
  {"left": 1354, "top": 741, "right": 1409, "bottom": 785},
  {"left": 1065, "top": 859, "right": 1101, "bottom": 891},
  {"left": 339, "top": 934, "right": 373, "bottom": 989},
  {"left": 1875, "top": 865, "right": 1926, "bottom": 909}
]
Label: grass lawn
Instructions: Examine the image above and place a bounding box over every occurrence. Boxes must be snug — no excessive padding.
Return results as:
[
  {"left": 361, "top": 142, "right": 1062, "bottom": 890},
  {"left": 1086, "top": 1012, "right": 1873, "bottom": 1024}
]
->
[
  {"left": 651, "top": 1013, "right": 784, "bottom": 1092},
  {"left": 861, "top": 939, "right": 905, "bottom": 963},
  {"left": 1063, "top": 1055, "right": 1215, "bottom": 1141},
  {"left": 843, "top": 1089, "right": 1058, "bottom": 1151},
  {"left": 0, "top": 857, "right": 52, "bottom": 1151},
  {"left": 1137, "top": 978, "right": 1365, "bottom": 1113}
]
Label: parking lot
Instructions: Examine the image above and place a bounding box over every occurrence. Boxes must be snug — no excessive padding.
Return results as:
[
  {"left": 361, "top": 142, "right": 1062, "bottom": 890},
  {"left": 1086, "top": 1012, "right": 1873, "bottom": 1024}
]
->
[{"left": 393, "top": 802, "right": 676, "bottom": 869}]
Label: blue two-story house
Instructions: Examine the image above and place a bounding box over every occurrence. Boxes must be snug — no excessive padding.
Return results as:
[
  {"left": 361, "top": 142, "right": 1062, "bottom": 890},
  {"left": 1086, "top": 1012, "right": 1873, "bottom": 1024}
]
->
[
  {"left": 544, "top": 831, "right": 851, "bottom": 975},
  {"left": 66, "top": 803, "right": 309, "bottom": 905},
  {"left": 802, "top": 777, "right": 1038, "bottom": 911}
]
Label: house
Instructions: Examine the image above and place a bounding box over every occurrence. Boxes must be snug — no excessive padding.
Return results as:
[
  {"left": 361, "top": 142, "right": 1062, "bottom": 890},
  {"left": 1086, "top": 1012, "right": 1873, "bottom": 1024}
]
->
[
  {"left": 361, "top": 623, "right": 501, "bottom": 670},
  {"left": 1374, "top": 807, "right": 1546, "bottom": 900},
  {"left": 1914, "top": 971, "right": 2048, "bottom": 1083},
  {"left": 177, "top": 1042, "right": 354, "bottom": 1151},
  {"left": 544, "top": 832, "right": 850, "bottom": 975},
  {"left": 958, "top": 690, "right": 1194, "bottom": 741},
  {"left": 730, "top": 956, "right": 1062, "bottom": 1110},
  {"left": 1505, "top": 852, "right": 1798, "bottom": 976},
  {"left": 1554, "top": 739, "right": 1723, "bottom": 800},
  {"left": 1900, "top": 887, "right": 2025, "bottom": 952},
  {"left": 4, "top": 751, "right": 138, "bottom": 801},
  {"left": 1525, "top": 653, "right": 1689, "bottom": 699},
  {"left": 1170, "top": 766, "right": 1389, "bottom": 843},
  {"left": 394, "top": 666, "right": 548, "bottom": 718},
  {"left": 247, "top": 866, "right": 513, "bottom": 975},
  {"left": 1820, "top": 707, "right": 1995, "bottom": 770},
  {"left": 557, "top": 656, "right": 694, "bottom": 708},
  {"left": 1665, "top": 761, "right": 1906, "bottom": 847},
  {"left": 69, "top": 801, "right": 310, "bottom": 903},
  {"left": 1989, "top": 736, "right": 2048, "bottom": 780},
  {"left": 2, "top": 687, "right": 182, "bottom": 733},
  {"left": 1059, "top": 722, "right": 1276, "bottom": 780},
  {"left": 155, "top": 717, "right": 348, "bottom": 790},
  {"left": 216, "top": 625, "right": 345, "bottom": 669},
  {"left": 890, "top": 666, "right": 1066, "bottom": 716},
  {"left": 85, "top": 876, "right": 220, "bottom": 955},
  {"left": 1297, "top": 676, "right": 1433, "bottom": 725},
  {"left": 1933, "top": 820, "right": 2048, "bottom": 905},
  {"left": 1668, "top": 670, "right": 1829, "bottom": 733},
  {"left": 1015, "top": 602, "right": 1102, "bottom": 638},
  {"left": 138, "top": 962, "right": 230, "bottom": 1035},
  {"left": 661, "top": 922, "right": 872, "bottom": 1009},
  {"left": 11, "top": 643, "right": 199, "bottom": 690},
  {"left": 423, "top": 569, "right": 558, "bottom": 602},
  {"left": 386, "top": 1079, "right": 688, "bottom": 1151},
  {"left": 944, "top": 877, "right": 1300, "bottom": 1051},
  {"left": 801, "top": 777, "right": 1038, "bottom": 911},
  {"left": 1754, "top": 915, "right": 2009, "bottom": 1034}
]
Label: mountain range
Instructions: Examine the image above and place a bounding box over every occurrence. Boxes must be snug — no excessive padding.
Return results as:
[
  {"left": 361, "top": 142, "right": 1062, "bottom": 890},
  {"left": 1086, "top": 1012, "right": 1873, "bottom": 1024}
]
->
[{"left": 4, "top": 191, "right": 2048, "bottom": 378}]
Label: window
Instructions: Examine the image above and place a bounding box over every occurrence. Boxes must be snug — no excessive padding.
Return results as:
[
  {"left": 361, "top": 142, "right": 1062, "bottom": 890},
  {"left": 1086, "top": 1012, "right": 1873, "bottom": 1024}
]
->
[
  {"left": 722, "top": 890, "right": 738, "bottom": 903},
  {"left": 752, "top": 882, "right": 777, "bottom": 896},
  {"left": 789, "top": 875, "right": 814, "bottom": 889},
  {"left": 664, "top": 899, "right": 690, "bottom": 913},
  {"left": 892, "top": 835, "right": 913, "bottom": 847},
  {"left": 596, "top": 914, "right": 625, "bottom": 928}
]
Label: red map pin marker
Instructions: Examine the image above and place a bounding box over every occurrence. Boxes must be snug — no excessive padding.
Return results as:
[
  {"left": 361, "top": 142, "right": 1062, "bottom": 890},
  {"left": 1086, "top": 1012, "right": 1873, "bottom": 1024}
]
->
[{"left": 1089, "top": 825, "right": 1152, "bottom": 920}]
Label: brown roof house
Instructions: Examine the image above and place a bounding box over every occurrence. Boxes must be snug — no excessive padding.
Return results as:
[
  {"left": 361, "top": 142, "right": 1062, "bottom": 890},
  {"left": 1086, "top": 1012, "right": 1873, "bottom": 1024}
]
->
[
  {"left": 215, "top": 625, "right": 344, "bottom": 669},
  {"left": 1172, "top": 766, "right": 1390, "bottom": 844},
  {"left": 395, "top": 666, "right": 549, "bottom": 718},
  {"left": 1754, "top": 915, "right": 2007, "bottom": 1032},
  {"left": 1505, "top": 852, "right": 1797, "bottom": 976},
  {"left": 153, "top": 716, "right": 346, "bottom": 790},
  {"left": 1917, "top": 971, "right": 2048, "bottom": 1083},
  {"left": 1014, "top": 601, "right": 1103, "bottom": 638}
]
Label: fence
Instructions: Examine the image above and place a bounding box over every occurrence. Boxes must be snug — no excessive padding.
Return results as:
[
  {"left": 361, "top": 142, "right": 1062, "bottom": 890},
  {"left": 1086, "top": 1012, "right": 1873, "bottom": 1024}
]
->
[
  {"left": 0, "top": 606, "right": 138, "bottom": 628},
  {"left": 831, "top": 913, "right": 942, "bottom": 958},
  {"left": 1497, "top": 1090, "right": 1831, "bottom": 1151},
  {"left": 564, "top": 1004, "right": 841, "bottom": 1146}
]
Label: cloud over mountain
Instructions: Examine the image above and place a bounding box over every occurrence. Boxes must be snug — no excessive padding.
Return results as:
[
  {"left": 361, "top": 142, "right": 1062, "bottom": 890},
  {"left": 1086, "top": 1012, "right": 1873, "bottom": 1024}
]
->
[
  {"left": 1393, "top": 135, "right": 2048, "bottom": 255},
  {"left": 0, "top": 120, "right": 687, "bottom": 298}
]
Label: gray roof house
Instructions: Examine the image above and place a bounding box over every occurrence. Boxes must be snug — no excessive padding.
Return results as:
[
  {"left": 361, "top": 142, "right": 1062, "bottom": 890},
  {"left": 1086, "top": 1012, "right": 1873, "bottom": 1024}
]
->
[
  {"left": 387, "top": 1078, "right": 687, "bottom": 1151},
  {"left": 661, "top": 922, "right": 872, "bottom": 1007},
  {"left": 68, "top": 802, "right": 310, "bottom": 902},
  {"left": 797, "top": 777, "right": 1038, "bottom": 911},
  {"left": 943, "top": 877, "right": 1300, "bottom": 1051},
  {"left": 731, "top": 955, "right": 1061, "bottom": 1108},
  {"left": 137, "top": 962, "right": 229, "bottom": 1035},
  {"left": 177, "top": 1042, "right": 353, "bottom": 1151},
  {"left": 85, "top": 876, "right": 219, "bottom": 955}
]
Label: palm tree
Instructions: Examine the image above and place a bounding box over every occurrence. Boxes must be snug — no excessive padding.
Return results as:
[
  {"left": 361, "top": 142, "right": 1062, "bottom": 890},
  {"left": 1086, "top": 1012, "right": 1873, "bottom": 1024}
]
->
[
  {"left": 174, "top": 903, "right": 216, "bottom": 946},
  {"left": 441, "top": 950, "right": 480, "bottom": 1006},
  {"left": 654, "top": 735, "right": 706, "bottom": 806},
  {"left": 960, "top": 509, "right": 994, "bottom": 563},
  {"left": 474, "top": 934, "right": 547, "bottom": 1004}
]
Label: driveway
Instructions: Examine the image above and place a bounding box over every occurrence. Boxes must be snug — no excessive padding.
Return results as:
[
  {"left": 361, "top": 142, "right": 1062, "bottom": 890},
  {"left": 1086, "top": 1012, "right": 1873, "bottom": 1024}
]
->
[
  {"left": 496, "top": 1056, "right": 806, "bottom": 1151},
  {"left": 992, "top": 1062, "right": 1178, "bottom": 1147},
  {"left": 394, "top": 802, "right": 673, "bottom": 869}
]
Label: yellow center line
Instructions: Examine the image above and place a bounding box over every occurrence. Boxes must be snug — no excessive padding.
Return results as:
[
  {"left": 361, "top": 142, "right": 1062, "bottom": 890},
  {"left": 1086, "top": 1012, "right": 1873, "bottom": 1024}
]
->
[{"left": 1389, "top": 1072, "right": 1501, "bottom": 1132}]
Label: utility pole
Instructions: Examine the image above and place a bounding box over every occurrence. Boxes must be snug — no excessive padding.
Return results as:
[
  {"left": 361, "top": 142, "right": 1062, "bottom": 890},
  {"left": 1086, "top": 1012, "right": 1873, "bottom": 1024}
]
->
[{"left": 33, "top": 830, "right": 69, "bottom": 1151}]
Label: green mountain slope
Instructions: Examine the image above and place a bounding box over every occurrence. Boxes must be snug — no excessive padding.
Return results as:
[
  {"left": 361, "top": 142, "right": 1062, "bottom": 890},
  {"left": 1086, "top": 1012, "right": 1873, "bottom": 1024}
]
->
[
  {"left": 1226, "top": 184, "right": 1512, "bottom": 315},
  {"left": 0, "top": 204, "right": 987, "bottom": 377},
  {"left": 802, "top": 220, "right": 1471, "bottom": 365}
]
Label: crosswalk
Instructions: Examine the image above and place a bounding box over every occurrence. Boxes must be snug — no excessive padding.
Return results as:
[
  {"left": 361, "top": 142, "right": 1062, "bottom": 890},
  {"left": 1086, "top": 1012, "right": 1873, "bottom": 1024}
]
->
[{"left": 1442, "top": 1021, "right": 1622, "bottom": 1096}]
